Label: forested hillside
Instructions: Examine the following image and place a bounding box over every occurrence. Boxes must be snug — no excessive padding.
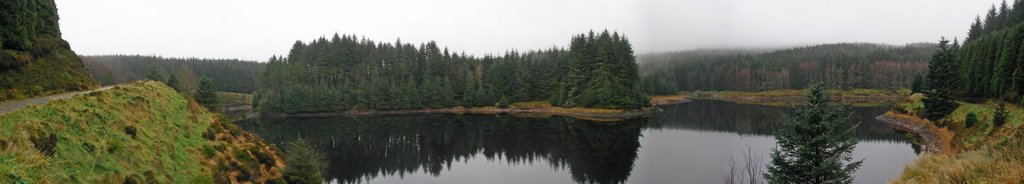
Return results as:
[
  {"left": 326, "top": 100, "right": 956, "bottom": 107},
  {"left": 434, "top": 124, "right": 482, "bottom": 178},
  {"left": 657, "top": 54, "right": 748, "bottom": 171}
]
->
[
  {"left": 954, "top": 0, "right": 1024, "bottom": 99},
  {"left": 82, "top": 55, "right": 263, "bottom": 93},
  {"left": 639, "top": 43, "right": 933, "bottom": 95},
  {"left": 890, "top": 1, "right": 1024, "bottom": 183},
  {"left": 258, "top": 30, "right": 647, "bottom": 113},
  {"left": 0, "top": 0, "right": 97, "bottom": 100}
]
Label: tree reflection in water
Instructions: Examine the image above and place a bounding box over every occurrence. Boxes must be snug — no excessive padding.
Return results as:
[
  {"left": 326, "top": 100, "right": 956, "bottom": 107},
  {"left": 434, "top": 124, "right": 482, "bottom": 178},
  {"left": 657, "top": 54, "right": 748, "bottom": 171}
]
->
[
  {"left": 240, "top": 115, "right": 642, "bottom": 184},
  {"left": 237, "top": 100, "right": 910, "bottom": 184}
]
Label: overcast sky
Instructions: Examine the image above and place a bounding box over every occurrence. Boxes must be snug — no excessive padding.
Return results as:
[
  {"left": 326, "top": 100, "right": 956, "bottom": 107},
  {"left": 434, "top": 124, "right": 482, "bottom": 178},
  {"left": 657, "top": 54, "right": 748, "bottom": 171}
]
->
[{"left": 56, "top": 0, "right": 1003, "bottom": 61}]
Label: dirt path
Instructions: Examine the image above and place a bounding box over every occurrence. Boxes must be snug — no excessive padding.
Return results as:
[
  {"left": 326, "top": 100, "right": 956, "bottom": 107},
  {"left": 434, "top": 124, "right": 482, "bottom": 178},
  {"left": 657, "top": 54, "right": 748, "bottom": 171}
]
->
[{"left": 0, "top": 86, "right": 115, "bottom": 115}]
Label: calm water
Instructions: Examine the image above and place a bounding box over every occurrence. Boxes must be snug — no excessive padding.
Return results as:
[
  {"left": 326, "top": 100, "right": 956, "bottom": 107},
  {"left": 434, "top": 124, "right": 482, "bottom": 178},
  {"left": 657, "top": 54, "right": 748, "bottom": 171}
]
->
[{"left": 238, "top": 100, "right": 918, "bottom": 184}]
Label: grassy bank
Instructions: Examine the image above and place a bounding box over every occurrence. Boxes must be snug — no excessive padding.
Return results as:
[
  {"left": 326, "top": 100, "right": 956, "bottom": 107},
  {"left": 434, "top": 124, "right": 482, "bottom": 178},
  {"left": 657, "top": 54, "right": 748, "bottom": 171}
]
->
[
  {"left": 685, "top": 88, "right": 908, "bottom": 106},
  {"left": 887, "top": 93, "right": 1024, "bottom": 183},
  {"left": 0, "top": 81, "right": 284, "bottom": 183}
]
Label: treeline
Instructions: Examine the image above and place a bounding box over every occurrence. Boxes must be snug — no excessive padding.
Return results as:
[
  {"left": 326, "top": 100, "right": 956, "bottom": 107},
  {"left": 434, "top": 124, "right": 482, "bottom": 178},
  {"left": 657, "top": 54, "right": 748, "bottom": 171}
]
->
[
  {"left": 258, "top": 30, "right": 646, "bottom": 113},
  {"left": 81, "top": 55, "right": 264, "bottom": 93},
  {"left": 0, "top": 0, "right": 96, "bottom": 101},
  {"left": 639, "top": 43, "right": 933, "bottom": 95},
  {"left": 952, "top": 0, "right": 1024, "bottom": 99}
]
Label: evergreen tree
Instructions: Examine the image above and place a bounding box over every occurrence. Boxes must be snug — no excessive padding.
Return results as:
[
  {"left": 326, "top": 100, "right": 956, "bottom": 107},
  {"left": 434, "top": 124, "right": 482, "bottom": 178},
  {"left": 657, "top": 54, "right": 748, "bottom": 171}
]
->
[
  {"left": 146, "top": 67, "right": 164, "bottom": 82},
  {"left": 765, "top": 85, "right": 862, "bottom": 184},
  {"left": 196, "top": 78, "right": 219, "bottom": 109},
  {"left": 923, "top": 38, "right": 960, "bottom": 121},
  {"left": 167, "top": 74, "right": 182, "bottom": 92},
  {"left": 283, "top": 138, "right": 327, "bottom": 184},
  {"left": 497, "top": 95, "right": 510, "bottom": 108},
  {"left": 965, "top": 112, "right": 979, "bottom": 128},
  {"left": 911, "top": 74, "right": 926, "bottom": 93},
  {"left": 994, "top": 102, "right": 1009, "bottom": 127}
]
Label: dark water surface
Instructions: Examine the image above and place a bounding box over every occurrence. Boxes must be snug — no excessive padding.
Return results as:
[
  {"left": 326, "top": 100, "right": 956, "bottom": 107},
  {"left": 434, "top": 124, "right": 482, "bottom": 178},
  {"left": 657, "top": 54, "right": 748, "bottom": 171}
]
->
[{"left": 238, "top": 100, "right": 917, "bottom": 184}]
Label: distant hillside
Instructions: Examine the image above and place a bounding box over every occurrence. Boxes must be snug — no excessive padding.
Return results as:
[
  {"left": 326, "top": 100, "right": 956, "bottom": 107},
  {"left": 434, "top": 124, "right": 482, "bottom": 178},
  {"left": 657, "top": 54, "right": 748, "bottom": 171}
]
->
[
  {"left": 0, "top": 81, "right": 284, "bottom": 183},
  {"left": 82, "top": 55, "right": 264, "bottom": 93},
  {"left": 0, "top": 0, "right": 97, "bottom": 101},
  {"left": 639, "top": 43, "right": 934, "bottom": 94}
]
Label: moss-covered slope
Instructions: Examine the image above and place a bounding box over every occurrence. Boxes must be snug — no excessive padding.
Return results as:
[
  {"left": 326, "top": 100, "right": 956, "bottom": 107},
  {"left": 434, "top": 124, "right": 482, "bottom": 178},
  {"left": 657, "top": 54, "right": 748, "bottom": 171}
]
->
[
  {"left": 0, "top": 0, "right": 97, "bottom": 101},
  {"left": 0, "top": 81, "right": 284, "bottom": 183}
]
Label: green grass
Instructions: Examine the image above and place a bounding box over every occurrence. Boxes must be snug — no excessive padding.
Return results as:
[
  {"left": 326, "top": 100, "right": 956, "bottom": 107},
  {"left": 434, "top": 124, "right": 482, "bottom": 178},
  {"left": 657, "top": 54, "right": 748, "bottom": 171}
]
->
[
  {"left": 685, "top": 88, "right": 908, "bottom": 107},
  {"left": 0, "top": 81, "right": 210, "bottom": 183},
  {"left": 0, "top": 81, "right": 284, "bottom": 183},
  {"left": 216, "top": 92, "right": 253, "bottom": 107}
]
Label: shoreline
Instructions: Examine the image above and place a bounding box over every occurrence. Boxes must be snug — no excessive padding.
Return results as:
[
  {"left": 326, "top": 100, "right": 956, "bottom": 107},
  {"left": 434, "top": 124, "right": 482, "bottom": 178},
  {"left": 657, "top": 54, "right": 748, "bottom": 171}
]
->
[
  {"left": 684, "top": 89, "right": 905, "bottom": 106},
  {"left": 875, "top": 112, "right": 951, "bottom": 154},
  {"left": 260, "top": 95, "right": 689, "bottom": 122}
]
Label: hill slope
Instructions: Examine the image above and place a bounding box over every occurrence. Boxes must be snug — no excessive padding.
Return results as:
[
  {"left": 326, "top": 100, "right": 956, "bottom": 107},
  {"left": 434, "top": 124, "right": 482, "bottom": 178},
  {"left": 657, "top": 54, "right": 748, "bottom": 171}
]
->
[
  {"left": 0, "top": 81, "right": 284, "bottom": 183},
  {"left": 638, "top": 43, "right": 933, "bottom": 94},
  {"left": 0, "top": 0, "right": 97, "bottom": 101}
]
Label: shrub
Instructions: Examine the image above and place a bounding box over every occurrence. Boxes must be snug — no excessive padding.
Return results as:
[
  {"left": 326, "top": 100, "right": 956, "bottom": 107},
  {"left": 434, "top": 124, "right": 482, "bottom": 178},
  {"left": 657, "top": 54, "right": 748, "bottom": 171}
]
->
[
  {"left": 497, "top": 95, "right": 510, "bottom": 108},
  {"left": 994, "top": 103, "right": 1008, "bottom": 127},
  {"left": 965, "top": 112, "right": 978, "bottom": 128}
]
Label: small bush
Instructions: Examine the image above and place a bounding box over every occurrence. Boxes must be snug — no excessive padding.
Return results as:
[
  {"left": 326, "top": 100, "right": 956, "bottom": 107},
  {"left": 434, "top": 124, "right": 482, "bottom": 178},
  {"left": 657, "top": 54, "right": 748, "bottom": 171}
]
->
[
  {"left": 202, "top": 129, "right": 217, "bottom": 141},
  {"left": 123, "top": 126, "right": 138, "bottom": 139},
  {"left": 994, "top": 103, "right": 1008, "bottom": 127},
  {"left": 965, "top": 112, "right": 978, "bottom": 128},
  {"left": 202, "top": 145, "right": 216, "bottom": 157},
  {"left": 253, "top": 148, "right": 277, "bottom": 166},
  {"left": 497, "top": 96, "right": 510, "bottom": 108}
]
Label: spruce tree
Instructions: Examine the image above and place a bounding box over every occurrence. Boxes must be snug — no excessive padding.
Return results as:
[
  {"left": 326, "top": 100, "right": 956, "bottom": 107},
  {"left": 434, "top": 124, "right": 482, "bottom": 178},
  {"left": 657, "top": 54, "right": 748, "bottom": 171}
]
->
[
  {"left": 923, "top": 38, "right": 959, "bottom": 121},
  {"left": 911, "top": 74, "right": 925, "bottom": 94},
  {"left": 166, "top": 74, "right": 182, "bottom": 92},
  {"left": 283, "top": 138, "right": 327, "bottom": 184},
  {"left": 196, "top": 78, "right": 219, "bottom": 109},
  {"left": 146, "top": 67, "right": 164, "bottom": 82},
  {"left": 765, "top": 84, "right": 862, "bottom": 184},
  {"left": 994, "top": 102, "right": 1008, "bottom": 127}
]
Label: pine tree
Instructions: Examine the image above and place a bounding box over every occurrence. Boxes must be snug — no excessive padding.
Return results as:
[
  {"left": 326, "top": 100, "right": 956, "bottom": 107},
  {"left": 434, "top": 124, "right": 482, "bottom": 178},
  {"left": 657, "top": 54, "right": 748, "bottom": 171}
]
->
[
  {"left": 283, "top": 138, "right": 327, "bottom": 184},
  {"left": 911, "top": 74, "right": 926, "bottom": 93},
  {"left": 967, "top": 16, "right": 983, "bottom": 42},
  {"left": 923, "top": 38, "right": 960, "bottom": 121},
  {"left": 167, "top": 74, "right": 182, "bottom": 92},
  {"left": 196, "top": 78, "right": 219, "bottom": 109},
  {"left": 765, "top": 84, "right": 862, "bottom": 184},
  {"left": 146, "top": 67, "right": 164, "bottom": 82},
  {"left": 994, "top": 102, "right": 1009, "bottom": 127}
]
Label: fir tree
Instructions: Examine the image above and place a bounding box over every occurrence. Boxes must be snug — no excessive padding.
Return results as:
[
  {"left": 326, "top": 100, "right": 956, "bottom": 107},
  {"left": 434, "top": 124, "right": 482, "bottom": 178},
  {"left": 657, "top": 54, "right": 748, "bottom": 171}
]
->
[
  {"left": 765, "top": 84, "right": 862, "bottom": 184},
  {"left": 283, "top": 138, "right": 327, "bottom": 184},
  {"left": 994, "top": 102, "right": 1009, "bottom": 127},
  {"left": 167, "top": 74, "right": 182, "bottom": 92},
  {"left": 196, "top": 78, "right": 219, "bottom": 109},
  {"left": 911, "top": 74, "right": 926, "bottom": 93},
  {"left": 923, "top": 38, "right": 959, "bottom": 121},
  {"left": 146, "top": 67, "right": 164, "bottom": 82}
]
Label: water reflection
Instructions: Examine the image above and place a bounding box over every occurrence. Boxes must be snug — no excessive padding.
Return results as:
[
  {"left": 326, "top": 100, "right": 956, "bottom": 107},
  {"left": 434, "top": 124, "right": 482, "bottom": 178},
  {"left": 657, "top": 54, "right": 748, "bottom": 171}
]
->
[
  {"left": 237, "top": 100, "right": 912, "bottom": 183},
  {"left": 241, "top": 115, "right": 643, "bottom": 184}
]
